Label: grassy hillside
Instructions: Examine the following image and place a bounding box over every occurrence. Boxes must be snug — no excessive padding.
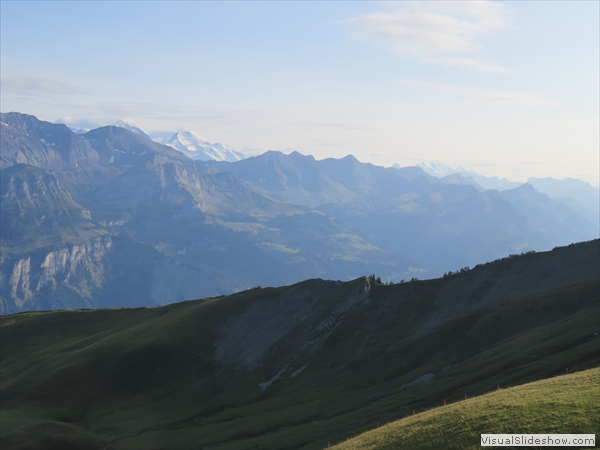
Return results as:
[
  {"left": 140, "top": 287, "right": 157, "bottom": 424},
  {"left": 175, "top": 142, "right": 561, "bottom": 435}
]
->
[
  {"left": 1, "top": 241, "right": 598, "bottom": 449},
  {"left": 332, "top": 367, "right": 600, "bottom": 450}
]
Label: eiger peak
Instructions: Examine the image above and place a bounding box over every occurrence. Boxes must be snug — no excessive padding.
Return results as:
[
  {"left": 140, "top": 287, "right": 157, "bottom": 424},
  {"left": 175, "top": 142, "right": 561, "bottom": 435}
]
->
[{"left": 112, "top": 119, "right": 152, "bottom": 140}]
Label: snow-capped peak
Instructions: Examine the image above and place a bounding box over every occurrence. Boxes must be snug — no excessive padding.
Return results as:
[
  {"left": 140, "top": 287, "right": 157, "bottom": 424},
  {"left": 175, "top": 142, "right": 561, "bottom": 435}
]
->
[
  {"left": 113, "top": 120, "right": 152, "bottom": 140},
  {"left": 416, "top": 162, "right": 464, "bottom": 178},
  {"left": 417, "top": 162, "right": 522, "bottom": 191},
  {"left": 68, "top": 127, "right": 88, "bottom": 135},
  {"left": 162, "top": 131, "right": 244, "bottom": 162}
]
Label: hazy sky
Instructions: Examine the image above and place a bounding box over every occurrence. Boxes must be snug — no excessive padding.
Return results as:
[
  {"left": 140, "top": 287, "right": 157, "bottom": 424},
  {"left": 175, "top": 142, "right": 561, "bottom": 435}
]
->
[{"left": 1, "top": 1, "right": 598, "bottom": 184}]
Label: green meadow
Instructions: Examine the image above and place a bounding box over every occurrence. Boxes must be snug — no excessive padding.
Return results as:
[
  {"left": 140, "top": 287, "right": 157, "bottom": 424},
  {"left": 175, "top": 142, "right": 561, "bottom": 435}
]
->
[{"left": 332, "top": 368, "right": 599, "bottom": 450}]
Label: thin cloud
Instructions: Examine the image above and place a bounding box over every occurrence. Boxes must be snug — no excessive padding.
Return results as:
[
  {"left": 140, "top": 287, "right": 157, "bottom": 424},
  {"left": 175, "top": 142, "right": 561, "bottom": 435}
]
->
[
  {"left": 472, "top": 91, "right": 556, "bottom": 107},
  {"left": 400, "top": 79, "right": 557, "bottom": 107},
  {"left": 297, "top": 121, "right": 363, "bottom": 130},
  {"left": 420, "top": 57, "right": 510, "bottom": 73},
  {"left": 55, "top": 117, "right": 101, "bottom": 130},
  {"left": 344, "top": 1, "right": 511, "bottom": 72},
  {"left": 1, "top": 76, "right": 84, "bottom": 96}
]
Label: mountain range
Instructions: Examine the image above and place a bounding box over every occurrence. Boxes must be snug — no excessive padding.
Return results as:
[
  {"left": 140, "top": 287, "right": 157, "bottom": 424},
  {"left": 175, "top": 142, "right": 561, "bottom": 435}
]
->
[
  {"left": 209, "top": 152, "right": 598, "bottom": 268},
  {"left": 68, "top": 120, "right": 245, "bottom": 163},
  {"left": 415, "top": 162, "right": 523, "bottom": 191},
  {"left": 1, "top": 112, "right": 598, "bottom": 314},
  {"left": 417, "top": 161, "right": 600, "bottom": 227}
]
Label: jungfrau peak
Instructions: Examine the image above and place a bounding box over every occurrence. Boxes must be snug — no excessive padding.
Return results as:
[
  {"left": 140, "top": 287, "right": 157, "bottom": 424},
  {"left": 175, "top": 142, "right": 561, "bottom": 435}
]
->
[{"left": 162, "top": 131, "right": 245, "bottom": 162}]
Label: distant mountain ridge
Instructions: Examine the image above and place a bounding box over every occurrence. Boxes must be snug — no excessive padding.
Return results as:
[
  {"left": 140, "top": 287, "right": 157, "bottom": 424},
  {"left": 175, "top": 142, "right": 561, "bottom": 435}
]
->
[
  {"left": 527, "top": 177, "right": 600, "bottom": 226},
  {"left": 416, "top": 162, "right": 523, "bottom": 190},
  {"left": 209, "top": 151, "right": 439, "bottom": 208},
  {"left": 210, "top": 151, "right": 598, "bottom": 269},
  {"left": 417, "top": 161, "right": 600, "bottom": 226}
]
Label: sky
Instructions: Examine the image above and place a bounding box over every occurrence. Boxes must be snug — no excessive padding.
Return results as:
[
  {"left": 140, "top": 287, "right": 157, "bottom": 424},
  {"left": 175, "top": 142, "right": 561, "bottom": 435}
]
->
[{"left": 1, "top": 1, "right": 598, "bottom": 185}]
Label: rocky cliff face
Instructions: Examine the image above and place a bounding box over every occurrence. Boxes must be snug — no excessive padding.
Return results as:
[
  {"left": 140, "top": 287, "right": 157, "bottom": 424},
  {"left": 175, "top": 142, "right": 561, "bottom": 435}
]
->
[
  {"left": 85, "top": 160, "right": 206, "bottom": 210},
  {"left": 0, "top": 234, "right": 250, "bottom": 314},
  {"left": 1, "top": 236, "right": 112, "bottom": 313},
  {"left": 1, "top": 164, "right": 105, "bottom": 251}
]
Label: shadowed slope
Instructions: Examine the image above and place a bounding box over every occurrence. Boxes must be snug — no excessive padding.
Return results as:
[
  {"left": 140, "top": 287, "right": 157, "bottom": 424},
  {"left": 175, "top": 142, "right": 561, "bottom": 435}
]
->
[{"left": 1, "top": 240, "right": 598, "bottom": 449}]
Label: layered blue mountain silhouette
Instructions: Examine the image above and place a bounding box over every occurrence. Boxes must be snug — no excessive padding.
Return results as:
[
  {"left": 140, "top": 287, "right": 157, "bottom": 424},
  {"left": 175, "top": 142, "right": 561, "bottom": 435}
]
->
[{"left": 1, "top": 112, "right": 597, "bottom": 313}]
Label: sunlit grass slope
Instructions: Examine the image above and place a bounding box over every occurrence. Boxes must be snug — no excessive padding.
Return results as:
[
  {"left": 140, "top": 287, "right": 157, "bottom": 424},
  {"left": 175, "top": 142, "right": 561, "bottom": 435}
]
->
[{"left": 332, "top": 368, "right": 599, "bottom": 450}]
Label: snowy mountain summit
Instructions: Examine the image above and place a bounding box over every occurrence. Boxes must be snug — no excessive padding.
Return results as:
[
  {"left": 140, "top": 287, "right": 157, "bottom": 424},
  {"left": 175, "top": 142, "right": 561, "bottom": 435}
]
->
[
  {"left": 162, "top": 131, "right": 244, "bottom": 162},
  {"left": 417, "top": 162, "right": 521, "bottom": 191},
  {"left": 113, "top": 120, "right": 152, "bottom": 140},
  {"left": 416, "top": 162, "right": 459, "bottom": 178}
]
